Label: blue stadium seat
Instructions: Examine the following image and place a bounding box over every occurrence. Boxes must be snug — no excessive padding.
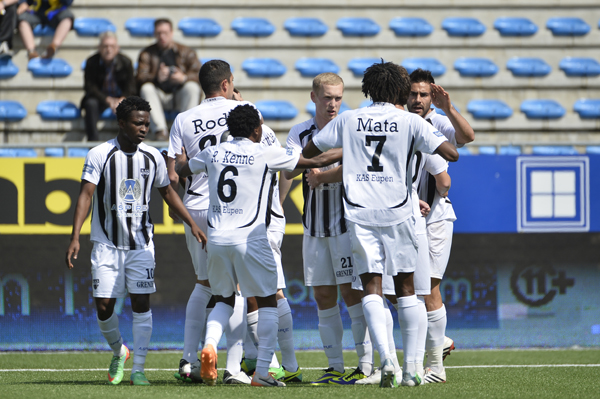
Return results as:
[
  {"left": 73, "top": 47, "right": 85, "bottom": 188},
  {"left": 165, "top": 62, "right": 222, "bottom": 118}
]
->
[
  {"left": 454, "top": 58, "right": 499, "bottom": 77},
  {"left": 520, "top": 99, "right": 565, "bottom": 119},
  {"left": 36, "top": 101, "right": 80, "bottom": 120},
  {"left": 284, "top": 17, "right": 328, "bottom": 37},
  {"left": 493, "top": 17, "right": 538, "bottom": 36},
  {"left": 0, "top": 58, "right": 19, "bottom": 79},
  {"left": 559, "top": 57, "right": 600, "bottom": 77},
  {"left": 506, "top": 57, "right": 551, "bottom": 77},
  {"left": 164, "top": 110, "right": 179, "bottom": 121},
  {"left": 0, "top": 101, "right": 27, "bottom": 121},
  {"left": 457, "top": 146, "right": 472, "bottom": 156},
  {"left": 100, "top": 107, "right": 116, "bottom": 120},
  {"left": 178, "top": 18, "right": 221, "bottom": 37},
  {"left": 125, "top": 18, "right": 155, "bottom": 37},
  {"left": 532, "top": 146, "right": 578, "bottom": 155},
  {"left": 499, "top": 146, "right": 522, "bottom": 155},
  {"left": 348, "top": 58, "right": 382, "bottom": 76},
  {"left": 431, "top": 104, "right": 460, "bottom": 116},
  {"left": 360, "top": 99, "right": 373, "bottom": 108},
  {"left": 467, "top": 100, "right": 512, "bottom": 120},
  {"left": 574, "top": 99, "right": 600, "bottom": 119},
  {"left": 336, "top": 17, "right": 380, "bottom": 37},
  {"left": 402, "top": 58, "right": 446, "bottom": 77},
  {"left": 441, "top": 17, "right": 486, "bottom": 37},
  {"left": 45, "top": 147, "right": 65, "bottom": 157},
  {"left": 68, "top": 148, "right": 90, "bottom": 157},
  {"left": 242, "top": 58, "right": 286, "bottom": 77},
  {"left": 231, "top": 17, "right": 275, "bottom": 37},
  {"left": 27, "top": 58, "right": 72, "bottom": 77},
  {"left": 478, "top": 146, "right": 497, "bottom": 155},
  {"left": 295, "top": 58, "right": 339, "bottom": 77},
  {"left": 546, "top": 17, "right": 590, "bottom": 36},
  {"left": 585, "top": 146, "right": 600, "bottom": 154},
  {"left": 306, "top": 101, "right": 351, "bottom": 117},
  {"left": 389, "top": 17, "right": 433, "bottom": 37},
  {"left": 74, "top": 18, "right": 116, "bottom": 36},
  {"left": 255, "top": 100, "right": 298, "bottom": 120},
  {"left": 33, "top": 25, "right": 54, "bottom": 36},
  {"left": 0, "top": 148, "right": 37, "bottom": 157}
]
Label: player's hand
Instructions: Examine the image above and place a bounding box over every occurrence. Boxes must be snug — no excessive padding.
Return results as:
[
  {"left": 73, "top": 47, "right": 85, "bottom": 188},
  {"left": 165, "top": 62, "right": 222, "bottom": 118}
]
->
[
  {"left": 168, "top": 207, "right": 181, "bottom": 222},
  {"left": 431, "top": 83, "right": 452, "bottom": 112},
  {"left": 191, "top": 223, "right": 207, "bottom": 250},
  {"left": 419, "top": 200, "right": 431, "bottom": 217},
  {"left": 66, "top": 239, "right": 80, "bottom": 269},
  {"left": 306, "top": 168, "right": 322, "bottom": 189}
]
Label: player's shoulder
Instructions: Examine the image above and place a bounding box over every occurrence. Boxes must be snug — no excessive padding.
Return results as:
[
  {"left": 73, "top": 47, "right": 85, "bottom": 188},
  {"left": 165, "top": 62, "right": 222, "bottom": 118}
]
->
[
  {"left": 88, "top": 138, "right": 118, "bottom": 157},
  {"left": 289, "top": 118, "right": 317, "bottom": 136},
  {"left": 138, "top": 143, "right": 164, "bottom": 161}
]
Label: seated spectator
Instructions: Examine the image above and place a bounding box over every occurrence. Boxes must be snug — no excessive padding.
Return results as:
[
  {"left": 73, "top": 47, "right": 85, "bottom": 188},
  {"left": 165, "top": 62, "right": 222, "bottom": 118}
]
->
[
  {"left": 81, "top": 32, "right": 135, "bottom": 141},
  {"left": 0, "top": 0, "right": 18, "bottom": 58},
  {"left": 17, "top": 0, "right": 74, "bottom": 59},
  {"left": 137, "top": 18, "right": 201, "bottom": 140}
]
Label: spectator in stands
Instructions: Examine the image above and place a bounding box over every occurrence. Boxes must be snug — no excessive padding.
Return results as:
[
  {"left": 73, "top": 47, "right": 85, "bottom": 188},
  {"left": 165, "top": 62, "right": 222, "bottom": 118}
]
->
[
  {"left": 16, "top": 0, "right": 74, "bottom": 60},
  {"left": 0, "top": 0, "right": 18, "bottom": 58},
  {"left": 137, "top": 18, "right": 201, "bottom": 141},
  {"left": 81, "top": 32, "right": 135, "bottom": 141}
]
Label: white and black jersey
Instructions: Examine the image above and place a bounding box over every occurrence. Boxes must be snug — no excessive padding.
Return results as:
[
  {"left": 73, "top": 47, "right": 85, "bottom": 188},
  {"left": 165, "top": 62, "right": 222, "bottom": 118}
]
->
[
  {"left": 188, "top": 137, "right": 299, "bottom": 245},
  {"left": 287, "top": 118, "right": 346, "bottom": 237},
  {"left": 261, "top": 124, "right": 286, "bottom": 234},
  {"left": 82, "top": 139, "right": 170, "bottom": 250},
  {"left": 312, "top": 102, "right": 447, "bottom": 227},
  {"left": 168, "top": 96, "right": 260, "bottom": 211}
]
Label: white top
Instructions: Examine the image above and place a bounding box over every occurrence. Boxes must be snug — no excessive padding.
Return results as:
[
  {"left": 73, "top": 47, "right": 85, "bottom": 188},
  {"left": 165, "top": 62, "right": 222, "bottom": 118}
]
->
[
  {"left": 412, "top": 152, "right": 448, "bottom": 234},
  {"left": 82, "top": 139, "right": 170, "bottom": 250},
  {"left": 168, "top": 96, "right": 260, "bottom": 210},
  {"left": 261, "top": 124, "right": 286, "bottom": 234},
  {"left": 188, "top": 137, "right": 299, "bottom": 245},
  {"left": 418, "top": 153, "right": 457, "bottom": 223},
  {"left": 286, "top": 118, "right": 346, "bottom": 237},
  {"left": 312, "top": 102, "right": 447, "bottom": 227},
  {"left": 425, "top": 109, "right": 463, "bottom": 148}
]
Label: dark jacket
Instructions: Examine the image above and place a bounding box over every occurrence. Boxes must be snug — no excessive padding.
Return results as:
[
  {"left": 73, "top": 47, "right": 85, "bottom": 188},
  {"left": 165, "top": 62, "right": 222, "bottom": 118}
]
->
[
  {"left": 136, "top": 42, "right": 201, "bottom": 91},
  {"left": 81, "top": 52, "right": 136, "bottom": 107}
]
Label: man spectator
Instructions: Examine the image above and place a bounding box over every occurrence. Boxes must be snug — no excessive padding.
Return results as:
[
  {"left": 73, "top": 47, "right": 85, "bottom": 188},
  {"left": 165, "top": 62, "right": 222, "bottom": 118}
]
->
[
  {"left": 137, "top": 18, "right": 201, "bottom": 141},
  {"left": 0, "top": 0, "right": 18, "bottom": 58},
  {"left": 17, "top": 0, "right": 74, "bottom": 59},
  {"left": 81, "top": 32, "right": 135, "bottom": 141}
]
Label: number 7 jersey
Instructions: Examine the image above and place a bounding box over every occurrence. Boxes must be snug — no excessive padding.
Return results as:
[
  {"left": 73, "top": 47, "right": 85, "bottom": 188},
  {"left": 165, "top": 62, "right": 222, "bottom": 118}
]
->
[{"left": 188, "top": 137, "right": 300, "bottom": 245}]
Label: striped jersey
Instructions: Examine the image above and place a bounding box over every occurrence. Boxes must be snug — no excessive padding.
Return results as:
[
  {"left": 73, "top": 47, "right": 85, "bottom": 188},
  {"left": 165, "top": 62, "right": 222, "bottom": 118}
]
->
[
  {"left": 82, "top": 138, "right": 170, "bottom": 250},
  {"left": 188, "top": 137, "right": 299, "bottom": 245},
  {"left": 286, "top": 118, "right": 345, "bottom": 237},
  {"left": 261, "top": 124, "right": 286, "bottom": 234},
  {"left": 168, "top": 96, "right": 260, "bottom": 211},
  {"left": 312, "top": 102, "right": 446, "bottom": 227}
]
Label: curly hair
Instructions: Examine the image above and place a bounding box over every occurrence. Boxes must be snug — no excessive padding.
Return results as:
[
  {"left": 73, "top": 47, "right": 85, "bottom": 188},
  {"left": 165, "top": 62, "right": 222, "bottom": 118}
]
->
[
  {"left": 200, "top": 60, "right": 232, "bottom": 96},
  {"left": 226, "top": 104, "right": 261, "bottom": 138},
  {"left": 116, "top": 96, "right": 151, "bottom": 122},
  {"left": 362, "top": 60, "right": 411, "bottom": 105},
  {"left": 409, "top": 68, "right": 435, "bottom": 85}
]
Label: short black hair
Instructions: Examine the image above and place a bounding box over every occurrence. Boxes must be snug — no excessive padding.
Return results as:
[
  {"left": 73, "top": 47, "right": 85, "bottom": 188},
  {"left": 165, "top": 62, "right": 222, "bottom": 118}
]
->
[
  {"left": 362, "top": 60, "right": 411, "bottom": 105},
  {"left": 409, "top": 68, "right": 435, "bottom": 84},
  {"left": 116, "top": 96, "right": 151, "bottom": 122},
  {"left": 154, "top": 18, "right": 172, "bottom": 30},
  {"left": 226, "top": 104, "right": 260, "bottom": 138},
  {"left": 199, "top": 60, "right": 232, "bottom": 96}
]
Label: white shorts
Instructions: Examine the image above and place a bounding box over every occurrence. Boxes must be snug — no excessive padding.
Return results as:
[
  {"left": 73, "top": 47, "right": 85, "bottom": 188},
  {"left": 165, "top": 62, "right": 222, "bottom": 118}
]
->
[
  {"left": 184, "top": 209, "right": 209, "bottom": 280},
  {"left": 267, "top": 230, "right": 286, "bottom": 290},
  {"left": 351, "top": 272, "right": 396, "bottom": 296},
  {"left": 427, "top": 220, "right": 454, "bottom": 279},
  {"left": 347, "top": 219, "right": 418, "bottom": 277},
  {"left": 206, "top": 237, "right": 278, "bottom": 298},
  {"left": 414, "top": 232, "right": 431, "bottom": 296},
  {"left": 91, "top": 242, "right": 156, "bottom": 298},
  {"left": 303, "top": 233, "right": 354, "bottom": 286}
]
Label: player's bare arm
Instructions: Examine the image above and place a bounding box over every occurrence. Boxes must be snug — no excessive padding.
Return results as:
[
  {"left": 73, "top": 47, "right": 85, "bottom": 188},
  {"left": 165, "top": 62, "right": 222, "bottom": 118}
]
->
[
  {"left": 158, "top": 184, "right": 207, "bottom": 248},
  {"left": 279, "top": 172, "right": 293, "bottom": 207},
  {"left": 66, "top": 180, "right": 96, "bottom": 269},
  {"left": 164, "top": 152, "right": 184, "bottom": 222},
  {"left": 173, "top": 147, "right": 193, "bottom": 178},
  {"left": 430, "top": 83, "right": 475, "bottom": 144},
  {"left": 283, "top": 148, "right": 342, "bottom": 179},
  {"left": 434, "top": 141, "right": 459, "bottom": 163},
  {"left": 306, "top": 165, "right": 343, "bottom": 189},
  {"left": 434, "top": 171, "right": 451, "bottom": 197},
  {"left": 300, "top": 138, "right": 323, "bottom": 160},
  {"left": 419, "top": 200, "right": 431, "bottom": 217}
]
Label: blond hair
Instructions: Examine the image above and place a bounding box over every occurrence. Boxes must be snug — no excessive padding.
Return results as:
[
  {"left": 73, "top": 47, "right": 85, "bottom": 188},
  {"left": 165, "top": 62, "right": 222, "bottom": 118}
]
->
[{"left": 312, "top": 73, "right": 344, "bottom": 94}]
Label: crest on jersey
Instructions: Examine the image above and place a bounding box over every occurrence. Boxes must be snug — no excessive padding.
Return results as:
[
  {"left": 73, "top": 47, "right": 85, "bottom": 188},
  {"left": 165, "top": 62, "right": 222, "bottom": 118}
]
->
[
  {"left": 140, "top": 168, "right": 150, "bottom": 178},
  {"left": 119, "top": 179, "right": 142, "bottom": 203}
]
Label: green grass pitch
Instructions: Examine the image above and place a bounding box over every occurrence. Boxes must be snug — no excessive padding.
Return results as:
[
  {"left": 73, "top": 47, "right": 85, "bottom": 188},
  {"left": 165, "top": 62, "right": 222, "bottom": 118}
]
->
[{"left": 1, "top": 349, "right": 599, "bottom": 398}]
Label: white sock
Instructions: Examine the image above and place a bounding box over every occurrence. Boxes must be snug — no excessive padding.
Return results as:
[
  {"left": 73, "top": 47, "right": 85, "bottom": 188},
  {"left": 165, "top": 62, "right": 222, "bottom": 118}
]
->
[
  {"left": 277, "top": 298, "right": 298, "bottom": 371},
  {"left": 426, "top": 305, "right": 447, "bottom": 373},
  {"left": 204, "top": 302, "right": 233, "bottom": 349},
  {"left": 347, "top": 303, "right": 373, "bottom": 375},
  {"left": 182, "top": 284, "right": 212, "bottom": 363},
  {"left": 256, "top": 307, "right": 279, "bottom": 376},
  {"left": 384, "top": 302, "right": 401, "bottom": 373},
  {"left": 270, "top": 352, "right": 280, "bottom": 368},
  {"left": 225, "top": 295, "right": 246, "bottom": 374},
  {"left": 362, "top": 294, "right": 390, "bottom": 366},
  {"left": 395, "top": 295, "right": 419, "bottom": 376},
  {"left": 97, "top": 312, "right": 125, "bottom": 357},
  {"left": 416, "top": 296, "right": 428, "bottom": 376},
  {"left": 131, "top": 310, "right": 152, "bottom": 374},
  {"left": 317, "top": 305, "right": 344, "bottom": 373},
  {"left": 245, "top": 309, "right": 259, "bottom": 359}
]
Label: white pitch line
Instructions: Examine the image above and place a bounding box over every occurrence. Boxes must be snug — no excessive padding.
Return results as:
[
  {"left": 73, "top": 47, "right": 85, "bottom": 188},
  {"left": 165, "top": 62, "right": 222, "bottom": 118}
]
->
[{"left": 1, "top": 364, "right": 600, "bottom": 372}]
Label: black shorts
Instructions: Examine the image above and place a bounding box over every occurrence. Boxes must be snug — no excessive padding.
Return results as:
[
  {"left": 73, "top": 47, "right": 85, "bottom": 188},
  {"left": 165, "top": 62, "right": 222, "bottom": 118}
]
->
[{"left": 18, "top": 8, "right": 74, "bottom": 30}]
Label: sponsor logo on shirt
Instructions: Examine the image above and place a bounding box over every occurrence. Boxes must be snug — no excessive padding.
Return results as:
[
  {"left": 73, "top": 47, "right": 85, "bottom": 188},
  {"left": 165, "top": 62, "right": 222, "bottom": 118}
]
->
[
  {"left": 119, "top": 179, "right": 142, "bottom": 203},
  {"left": 82, "top": 164, "right": 94, "bottom": 174}
]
